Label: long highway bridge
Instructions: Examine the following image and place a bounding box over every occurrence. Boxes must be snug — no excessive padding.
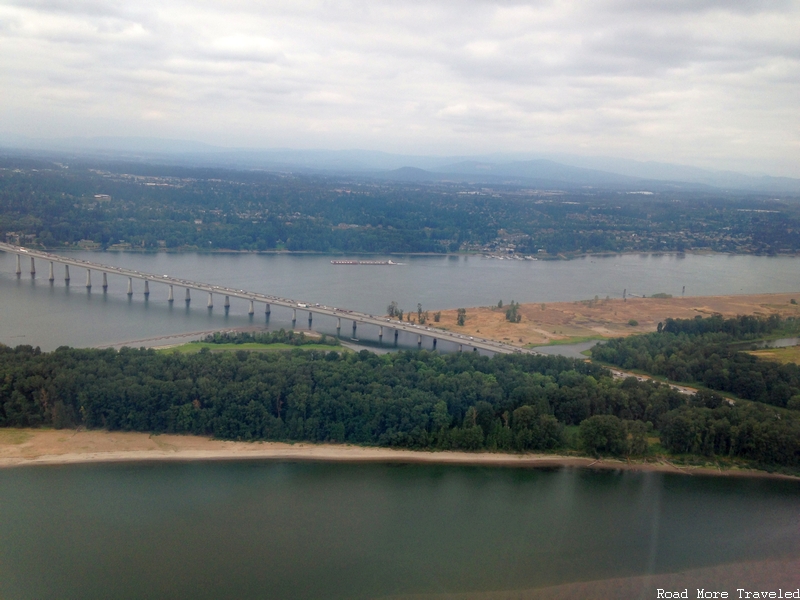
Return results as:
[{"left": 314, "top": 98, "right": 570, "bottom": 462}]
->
[{"left": 1, "top": 242, "right": 538, "bottom": 355}]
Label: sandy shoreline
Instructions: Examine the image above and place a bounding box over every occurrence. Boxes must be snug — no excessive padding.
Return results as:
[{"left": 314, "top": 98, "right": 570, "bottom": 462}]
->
[{"left": 0, "top": 429, "right": 795, "bottom": 480}]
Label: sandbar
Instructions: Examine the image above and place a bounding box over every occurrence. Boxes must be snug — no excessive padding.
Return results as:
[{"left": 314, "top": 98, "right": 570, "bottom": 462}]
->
[{"left": 0, "top": 429, "right": 795, "bottom": 480}]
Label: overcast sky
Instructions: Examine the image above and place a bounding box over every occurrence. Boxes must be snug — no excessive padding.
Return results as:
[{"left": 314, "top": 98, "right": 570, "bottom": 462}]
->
[{"left": 1, "top": 0, "right": 798, "bottom": 175}]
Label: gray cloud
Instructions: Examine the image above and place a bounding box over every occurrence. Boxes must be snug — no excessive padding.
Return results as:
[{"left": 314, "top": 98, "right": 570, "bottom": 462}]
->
[{"left": 0, "top": 0, "right": 798, "bottom": 175}]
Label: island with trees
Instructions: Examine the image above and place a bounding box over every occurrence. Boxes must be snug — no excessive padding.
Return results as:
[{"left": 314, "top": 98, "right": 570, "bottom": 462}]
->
[{"left": 1, "top": 337, "right": 797, "bottom": 474}]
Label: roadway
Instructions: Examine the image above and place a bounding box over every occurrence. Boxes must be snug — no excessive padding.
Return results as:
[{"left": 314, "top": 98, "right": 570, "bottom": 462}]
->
[{"left": 1, "top": 242, "right": 539, "bottom": 356}]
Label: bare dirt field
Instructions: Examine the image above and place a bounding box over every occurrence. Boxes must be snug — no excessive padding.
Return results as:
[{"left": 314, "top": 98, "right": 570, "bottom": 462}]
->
[{"left": 430, "top": 292, "right": 800, "bottom": 347}]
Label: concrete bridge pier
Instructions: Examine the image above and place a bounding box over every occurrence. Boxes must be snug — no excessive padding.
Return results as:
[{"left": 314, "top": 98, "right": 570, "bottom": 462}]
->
[
  {"left": 459, "top": 344, "right": 463, "bottom": 352},
  {"left": 265, "top": 303, "right": 270, "bottom": 316},
  {"left": 102, "top": 272, "right": 108, "bottom": 291},
  {"left": 85, "top": 269, "right": 91, "bottom": 289},
  {"left": 185, "top": 288, "right": 191, "bottom": 304},
  {"left": 352, "top": 321, "right": 357, "bottom": 338},
  {"left": 292, "top": 308, "right": 296, "bottom": 323},
  {"left": 378, "top": 326, "right": 383, "bottom": 342},
  {"left": 168, "top": 285, "right": 174, "bottom": 302},
  {"left": 248, "top": 300, "right": 255, "bottom": 315},
  {"left": 418, "top": 334, "right": 422, "bottom": 347},
  {"left": 207, "top": 292, "right": 213, "bottom": 309},
  {"left": 336, "top": 317, "right": 341, "bottom": 332},
  {"left": 127, "top": 278, "right": 133, "bottom": 296},
  {"left": 143, "top": 280, "right": 150, "bottom": 298},
  {"left": 308, "top": 311, "right": 313, "bottom": 327},
  {"left": 15, "top": 254, "right": 21, "bottom": 275},
  {"left": 394, "top": 329, "right": 399, "bottom": 344},
  {"left": 432, "top": 338, "right": 437, "bottom": 350},
  {"left": 30, "top": 257, "right": 35, "bottom": 277},
  {"left": 64, "top": 265, "right": 70, "bottom": 284},
  {"left": 224, "top": 296, "right": 230, "bottom": 313},
  {"left": 48, "top": 262, "right": 54, "bottom": 282}
]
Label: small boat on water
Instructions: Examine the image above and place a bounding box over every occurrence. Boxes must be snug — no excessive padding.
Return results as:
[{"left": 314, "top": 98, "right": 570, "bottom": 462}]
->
[{"left": 331, "top": 260, "right": 401, "bottom": 265}]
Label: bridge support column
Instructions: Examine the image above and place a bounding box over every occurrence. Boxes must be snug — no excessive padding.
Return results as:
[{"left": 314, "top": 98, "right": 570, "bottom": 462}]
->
[
  {"left": 308, "top": 311, "right": 313, "bottom": 326},
  {"left": 144, "top": 280, "right": 149, "bottom": 297},
  {"left": 30, "top": 257, "right": 35, "bottom": 276},
  {"left": 379, "top": 326, "right": 383, "bottom": 342},
  {"left": 418, "top": 334, "right": 422, "bottom": 347},
  {"left": 85, "top": 269, "right": 91, "bottom": 289},
  {"left": 292, "top": 308, "right": 296, "bottom": 323},
  {"left": 224, "top": 296, "right": 230, "bottom": 312},
  {"left": 432, "top": 338, "right": 437, "bottom": 350},
  {"left": 168, "top": 285, "right": 174, "bottom": 302},
  {"left": 15, "top": 254, "right": 21, "bottom": 275},
  {"left": 207, "top": 292, "right": 213, "bottom": 308},
  {"left": 102, "top": 272, "right": 108, "bottom": 291},
  {"left": 394, "top": 329, "right": 399, "bottom": 344},
  {"left": 352, "top": 321, "right": 357, "bottom": 338},
  {"left": 48, "top": 262, "right": 54, "bottom": 282},
  {"left": 185, "top": 288, "right": 191, "bottom": 304},
  {"left": 248, "top": 300, "right": 254, "bottom": 315},
  {"left": 64, "top": 265, "right": 70, "bottom": 283},
  {"left": 459, "top": 344, "right": 463, "bottom": 352},
  {"left": 336, "top": 317, "right": 341, "bottom": 331},
  {"left": 265, "top": 303, "right": 270, "bottom": 315},
  {"left": 127, "top": 278, "right": 133, "bottom": 296}
]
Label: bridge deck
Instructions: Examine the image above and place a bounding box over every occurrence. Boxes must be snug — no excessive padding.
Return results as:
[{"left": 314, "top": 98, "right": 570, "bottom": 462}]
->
[{"left": 1, "top": 242, "right": 537, "bottom": 355}]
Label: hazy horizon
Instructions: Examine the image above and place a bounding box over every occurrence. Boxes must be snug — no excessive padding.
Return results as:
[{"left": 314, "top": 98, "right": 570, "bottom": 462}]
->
[{"left": 1, "top": 1, "right": 799, "bottom": 177}]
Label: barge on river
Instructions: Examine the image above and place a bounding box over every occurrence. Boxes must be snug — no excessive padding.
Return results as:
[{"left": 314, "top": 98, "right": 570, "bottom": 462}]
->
[{"left": 331, "top": 260, "right": 400, "bottom": 265}]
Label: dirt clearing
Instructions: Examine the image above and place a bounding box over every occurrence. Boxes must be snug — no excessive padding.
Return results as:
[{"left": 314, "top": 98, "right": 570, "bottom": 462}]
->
[{"left": 429, "top": 292, "right": 800, "bottom": 347}]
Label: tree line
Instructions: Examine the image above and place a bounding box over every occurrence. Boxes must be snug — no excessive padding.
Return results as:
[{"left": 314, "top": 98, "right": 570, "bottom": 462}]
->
[
  {"left": 199, "top": 330, "right": 339, "bottom": 347},
  {"left": 0, "top": 343, "right": 797, "bottom": 470},
  {"left": 591, "top": 314, "right": 800, "bottom": 409},
  {"left": 3, "top": 159, "right": 800, "bottom": 255}
]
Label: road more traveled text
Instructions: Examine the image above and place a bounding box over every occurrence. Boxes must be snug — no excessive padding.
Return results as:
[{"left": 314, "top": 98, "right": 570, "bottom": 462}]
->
[{"left": 657, "top": 590, "right": 800, "bottom": 599}]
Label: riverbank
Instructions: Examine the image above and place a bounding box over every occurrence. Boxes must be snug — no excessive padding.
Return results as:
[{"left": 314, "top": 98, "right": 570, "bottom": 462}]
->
[
  {"left": 0, "top": 429, "right": 794, "bottom": 479},
  {"left": 41, "top": 246, "right": 800, "bottom": 259},
  {"left": 434, "top": 292, "right": 800, "bottom": 347}
]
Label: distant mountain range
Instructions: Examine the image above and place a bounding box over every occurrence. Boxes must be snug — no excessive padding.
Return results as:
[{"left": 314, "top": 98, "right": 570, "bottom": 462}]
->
[{"left": 2, "top": 134, "right": 799, "bottom": 194}]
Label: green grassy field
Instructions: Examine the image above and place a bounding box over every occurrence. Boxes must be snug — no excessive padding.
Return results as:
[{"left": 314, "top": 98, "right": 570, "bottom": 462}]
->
[
  {"left": 157, "top": 342, "right": 343, "bottom": 354},
  {"left": 748, "top": 345, "right": 800, "bottom": 365},
  {"left": 527, "top": 335, "right": 606, "bottom": 348}
]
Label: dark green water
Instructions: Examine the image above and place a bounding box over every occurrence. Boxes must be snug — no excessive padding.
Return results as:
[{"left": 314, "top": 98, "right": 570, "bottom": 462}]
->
[{"left": 0, "top": 462, "right": 798, "bottom": 599}]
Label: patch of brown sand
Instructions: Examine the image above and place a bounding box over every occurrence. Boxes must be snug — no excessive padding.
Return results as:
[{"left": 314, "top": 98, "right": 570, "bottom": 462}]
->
[
  {"left": 0, "top": 429, "right": 794, "bottom": 480},
  {"left": 430, "top": 293, "right": 800, "bottom": 346}
]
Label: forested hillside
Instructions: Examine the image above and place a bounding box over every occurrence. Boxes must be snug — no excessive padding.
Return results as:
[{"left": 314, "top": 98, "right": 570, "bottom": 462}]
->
[
  {"left": 2, "top": 159, "right": 800, "bottom": 255},
  {"left": 1, "top": 344, "right": 797, "bottom": 470}
]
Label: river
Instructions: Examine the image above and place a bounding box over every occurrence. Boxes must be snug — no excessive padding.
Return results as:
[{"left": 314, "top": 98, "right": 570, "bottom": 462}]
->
[
  {"left": 0, "top": 461, "right": 798, "bottom": 600},
  {"left": 2, "top": 251, "right": 800, "bottom": 350},
  {"left": 1, "top": 251, "right": 799, "bottom": 599}
]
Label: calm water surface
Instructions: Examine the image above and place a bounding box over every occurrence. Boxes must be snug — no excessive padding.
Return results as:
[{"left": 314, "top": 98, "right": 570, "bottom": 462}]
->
[
  {"left": 2, "top": 252, "right": 799, "bottom": 599},
  {"left": 0, "top": 462, "right": 798, "bottom": 600},
  {"left": 2, "top": 251, "right": 800, "bottom": 350}
]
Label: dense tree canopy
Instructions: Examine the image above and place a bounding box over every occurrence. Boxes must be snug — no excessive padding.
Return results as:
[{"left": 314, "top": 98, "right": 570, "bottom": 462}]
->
[
  {"left": 1, "top": 343, "right": 797, "bottom": 469},
  {"left": 3, "top": 159, "right": 800, "bottom": 255},
  {"left": 592, "top": 315, "right": 800, "bottom": 408}
]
